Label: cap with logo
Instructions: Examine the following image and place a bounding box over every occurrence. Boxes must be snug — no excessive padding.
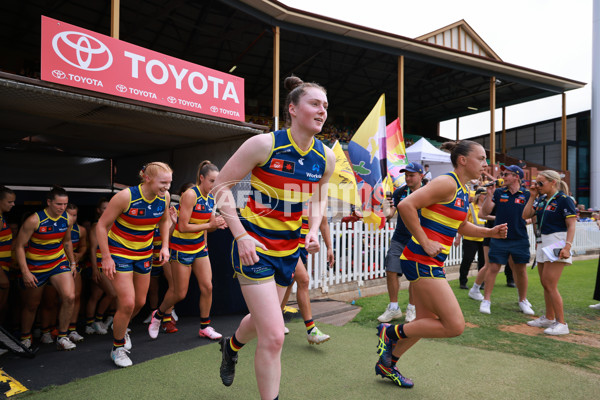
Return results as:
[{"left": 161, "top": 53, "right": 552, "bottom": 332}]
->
[
  {"left": 400, "top": 162, "right": 424, "bottom": 174},
  {"left": 500, "top": 164, "right": 524, "bottom": 179}
]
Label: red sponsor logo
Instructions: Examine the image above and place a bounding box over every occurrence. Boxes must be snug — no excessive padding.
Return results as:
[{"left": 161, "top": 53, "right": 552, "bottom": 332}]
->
[
  {"left": 144, "top": 261, "right": 150, "bottom": 268},
  {"left": 138, "top": 209, "right": 145, "bottom": 216},
  {"left": 195, "top": 204, "right": 206, "bottom": 211},
  {"left": 270, "top": 159, "right": 295, "bottom": 174},
  {"left": 40, "top": 227, "right": 47, "bottom": 233},
  {"left": 546, "top": 205, "right": 556, "bottom": 211},
  {"left": 129, "top": 208, "right": 138, "bottom": 216},
  {"left": 270, "top": 159, "right": 284, "bottom": 171},
  {"left": 514, "top": 198, "right": 525, "bottom": 204},
  {"left": 454, "top": 198, "right": 464, "bottom": 208}
]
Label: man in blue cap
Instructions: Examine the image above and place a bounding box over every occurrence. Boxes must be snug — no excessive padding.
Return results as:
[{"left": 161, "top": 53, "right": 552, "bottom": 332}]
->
[
  {"left": 378, "top": 162, "right": 424, "bottom": 323},
  {"left": 479, "top": 165, "right": 534, "bottom": 315}
]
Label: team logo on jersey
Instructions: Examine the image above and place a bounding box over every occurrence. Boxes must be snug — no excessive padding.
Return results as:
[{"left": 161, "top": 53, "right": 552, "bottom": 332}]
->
[
  {"left": 514, "top": 198, "right": 525, "bottom": 204},
  {"left": 546, "top": 205, "right": 556, "bottom": 212},
  {"left": 270, "top": 158, "right": 295, "bottom": 174},
  {"left": 454, "top": 198, "right": 465, "bottom": 208},
  {"left": 195, "top": 204, "right": 206, "bottom": 211},
  {"left": 144, "top": 261, "right": 150, "bottom": 268},
  {"left": 298, "top": 158, "right": 304, "bottom": 165}
]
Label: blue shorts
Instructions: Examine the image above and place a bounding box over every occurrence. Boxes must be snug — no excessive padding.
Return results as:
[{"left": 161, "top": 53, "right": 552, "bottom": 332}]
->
[
  {"left": 22, "top": 260, "right": 71, "bottom": 288},
  {"left": 112, "top": 255, "right": 152, "bottom": 274},
  {"left": 299, "top": 247, "right": 307, "bottom": 265},
  {"left": 400, "top": 259, "right": 446, "bottom": 282},
  {"left": 231, "top": 241, "right": 298, "bottom": 287},
  {"left": 150, "top": 264, "right": 163, "bottom": 277},
  {"left": 170, "top": 248, "right": 208, "bottom": 266},
  {"left": 488, "top": 238, "right": 530, "bottom": 265}
]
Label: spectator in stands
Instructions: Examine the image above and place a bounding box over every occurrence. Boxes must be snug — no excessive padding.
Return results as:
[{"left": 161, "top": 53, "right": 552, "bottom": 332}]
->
[{"left": 423, "top": 164, "right": 432, "bottom": 181}]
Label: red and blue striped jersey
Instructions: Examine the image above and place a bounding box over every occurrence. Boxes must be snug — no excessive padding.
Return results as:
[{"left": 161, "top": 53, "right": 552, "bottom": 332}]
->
[
  {"left": 0, "top": 215, "right": 12, "bottom": 267},
  {"left": 70, "top": 222, "right": 81, "bottom": 252},
  {"left": 401, "top": 172, "right": 469, "bottom": 267},
  {"left": 26, "top": 209, "right": 69, "bottom": 272},
  {"left": 151, "top": 226, "right": 162, "bottom": 267},
  {"left": 241, "top": 129, "right": 328, "bottom": 257},
  {"left": 108, "top": 184, "right": 166, "bottom": 260},
  {"left": 298, "top": 214, "right": 309, "bottom": 249},
  {"left": 170, "top": 186, "right": 213, "bottom": 254}
]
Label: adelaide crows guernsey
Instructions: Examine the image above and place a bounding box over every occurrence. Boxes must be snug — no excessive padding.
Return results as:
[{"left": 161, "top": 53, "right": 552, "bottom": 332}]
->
[
  {"left": 401, "top": 172, "right": 469, "bottom": 267},
  {"left": 26, "top": 210, "right": 69, "bottom": 272},
  {"left": 0, "top": 215, "right": 12, "bottom": 268},
  {"left": 241, "top": 129, "right": 327, "bottom": 258},
  {"left": 70, "top": 223, "right": 81, "bottom": 252},
  {"left": 108, "top": 185, "right": 166, "bottom": 261},
  {"left": 170, "top": 186, "right": 213, "bottom": 254}
]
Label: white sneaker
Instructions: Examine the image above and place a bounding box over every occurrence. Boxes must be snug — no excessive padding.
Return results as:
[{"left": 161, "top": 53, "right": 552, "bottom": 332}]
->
[
  {"left": 92, "top": 321, "right": 108, "bottom": 335},
  {"left": 104, "top": 316, "right": 114, "bottom": 330},
  {"left": 21, "top": 338, "right": 32, "bottom": 349},
  {"left": 307, "top": 326, "right": 330, "bottom": 344},
  {"left": 85, "top": 325, "right": 95, "bottom": 335},
  {"left": 171, "top": 309, "right": 179, "bottom": 322},
  {"left": 468, "top": 287, "right": 484, "bottom": 301},
  {"left": 284, "top": 326, "right": 290, "bottom": 334},
  {"left": 544, "top": 322, "right": 569, "bottom": 335},
  {"left": 589, "top": 303, "right": 600, "bottom": 310},
  {"left": 41, "top": 332, "right": 54, "bottom": 344},
  {"left": 56, "top": 336, "right": 76, "bottom": 350},
  {"left": 198, "top": 326, "right": 223, "bottom": 340},
  {"left": 148, "top": 310, "right": 161, "bottom": 339},
  {"left": 124, "top": 328, "right": 132, "bottom": 350},
  {"left": 377, "top": 305, "right": 403, "bottom": 323},
  {"left": 111, "top": 347, "right": 132, "bottom": 368},
  {"left": 519, "top": 300, "right": 535, "bottom": 315},
  {"left": 405, "top": 304, "right": 416, "bottom": 322},
  {"left": 526, "top": 315, "right": 555, "bottom": 328},
  {"left": 480, "top": 300, "right": 491, "bottom": 314},
  {"left": 68, "top": 330, "right": 84, "bottom": 343}
]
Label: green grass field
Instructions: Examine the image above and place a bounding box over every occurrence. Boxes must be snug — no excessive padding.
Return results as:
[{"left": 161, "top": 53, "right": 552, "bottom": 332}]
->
[{"left": 20, "top": 259, "right": 600, "bottom": 399}]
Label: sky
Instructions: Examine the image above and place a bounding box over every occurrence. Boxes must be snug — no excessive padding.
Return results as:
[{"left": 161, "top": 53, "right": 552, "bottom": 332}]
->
[{"left": 280, "top": 0, "right": 593, "bottom": 139}]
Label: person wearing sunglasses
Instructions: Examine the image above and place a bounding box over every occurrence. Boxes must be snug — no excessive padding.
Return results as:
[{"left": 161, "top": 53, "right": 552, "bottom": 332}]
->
[
  {"left": 522, "top": 170, "right": 576, "bottom": 335},
  {"left": 479, "top": 165, "right": 534, "bottom": 315}
]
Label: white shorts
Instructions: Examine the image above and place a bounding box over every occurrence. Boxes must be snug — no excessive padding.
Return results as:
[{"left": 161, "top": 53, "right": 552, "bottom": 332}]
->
[{"left": 535, "top": 231, "right": 572, "bottom": 265}]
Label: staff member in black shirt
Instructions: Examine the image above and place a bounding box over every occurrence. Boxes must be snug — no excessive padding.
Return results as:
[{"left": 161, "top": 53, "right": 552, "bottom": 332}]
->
[{"left": 479, "top": 165, "right": 534, "bottom": 315}]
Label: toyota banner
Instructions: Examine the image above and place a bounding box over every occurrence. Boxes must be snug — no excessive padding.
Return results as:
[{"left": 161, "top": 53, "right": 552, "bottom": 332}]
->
[{"left": 41, "top": 16, "right": 245, "bottom": 122}]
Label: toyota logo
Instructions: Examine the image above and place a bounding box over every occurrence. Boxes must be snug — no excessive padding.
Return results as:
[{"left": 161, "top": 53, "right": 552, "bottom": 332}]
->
[
  {"left": 116, "top": 84, "right": 128, "bottom": 93},
  {"left": 210, "top": 106, "right": 218, "bottom": 113},
  {"left": 52, "top": 31, "right": 113, "bottom": 71},
  {"left": 52, "top": 70, "right": 66, "bottom": 79},
  {"left": 167, "top": 96, "right": 177, "bottom": 104}
]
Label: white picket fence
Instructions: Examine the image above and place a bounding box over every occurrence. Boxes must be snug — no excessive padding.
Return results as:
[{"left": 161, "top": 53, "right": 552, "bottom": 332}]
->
[{"left": 299, "top": 221, "right": 600, "bottom": 293}]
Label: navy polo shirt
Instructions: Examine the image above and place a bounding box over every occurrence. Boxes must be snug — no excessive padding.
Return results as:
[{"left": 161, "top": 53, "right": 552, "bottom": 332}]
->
[
  {"left": 492, "top": 186, "right": 530, "bottom": 240},
  {"left": 534, "top": 191, "right": 577, "bottom": 234},
  {"left": 391, "top": 185, "right": 420, "bottom": 245}
]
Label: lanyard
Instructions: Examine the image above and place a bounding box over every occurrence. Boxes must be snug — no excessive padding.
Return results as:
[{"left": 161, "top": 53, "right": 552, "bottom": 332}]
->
[{"left": 538, "top": 191, "right": 558, "bottom": 233}]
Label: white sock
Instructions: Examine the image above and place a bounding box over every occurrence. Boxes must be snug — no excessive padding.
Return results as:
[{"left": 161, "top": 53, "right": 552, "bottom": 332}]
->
[
  {"left": 389, "top": 302, "right": 399, "bottom": 310},
  {"left": 472, "top": 283, "right": 481, "bottom": 290},
  {"left": 407, "top": 303, "right": 415, "bottom": 310}
]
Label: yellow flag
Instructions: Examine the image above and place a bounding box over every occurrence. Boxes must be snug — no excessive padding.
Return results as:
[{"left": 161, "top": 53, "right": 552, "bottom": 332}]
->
[{"left": 328, "top": 141, "right": 362, "bottom": 207}]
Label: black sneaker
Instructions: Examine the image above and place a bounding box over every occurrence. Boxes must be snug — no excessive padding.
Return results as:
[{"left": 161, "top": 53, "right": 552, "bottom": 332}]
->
[{"left": 219, "top": 337, "right": 237, "bottom": 386}]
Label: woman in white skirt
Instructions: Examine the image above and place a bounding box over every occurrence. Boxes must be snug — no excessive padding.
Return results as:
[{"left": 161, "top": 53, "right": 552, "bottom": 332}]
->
[{"left": 523, "top": 170, "right": 576, "bottom": 335}]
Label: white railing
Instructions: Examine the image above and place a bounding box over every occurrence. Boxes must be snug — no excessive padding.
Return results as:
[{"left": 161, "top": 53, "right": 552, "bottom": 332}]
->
[{"left": 299, "top": 221, "right": 600, "bottom": 293}]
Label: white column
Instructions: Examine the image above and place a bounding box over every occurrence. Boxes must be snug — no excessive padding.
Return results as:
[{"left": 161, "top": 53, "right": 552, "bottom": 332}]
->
[{"left": 591, "top": 0, "right": 600, "bottom": 208}]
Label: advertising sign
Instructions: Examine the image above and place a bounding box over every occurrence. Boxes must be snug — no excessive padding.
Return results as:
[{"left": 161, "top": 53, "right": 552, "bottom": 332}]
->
[{"left": 41, "top": 16, "right": 245, "bottom": 122}]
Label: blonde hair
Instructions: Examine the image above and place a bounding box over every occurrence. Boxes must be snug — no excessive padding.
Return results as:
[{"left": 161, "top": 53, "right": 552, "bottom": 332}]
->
[
  {"left": 139, "top": 162, "right": 173, "bottom": 182},
  {"left": 537, "top": 170, "right": 568, "bottom": 194}
]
